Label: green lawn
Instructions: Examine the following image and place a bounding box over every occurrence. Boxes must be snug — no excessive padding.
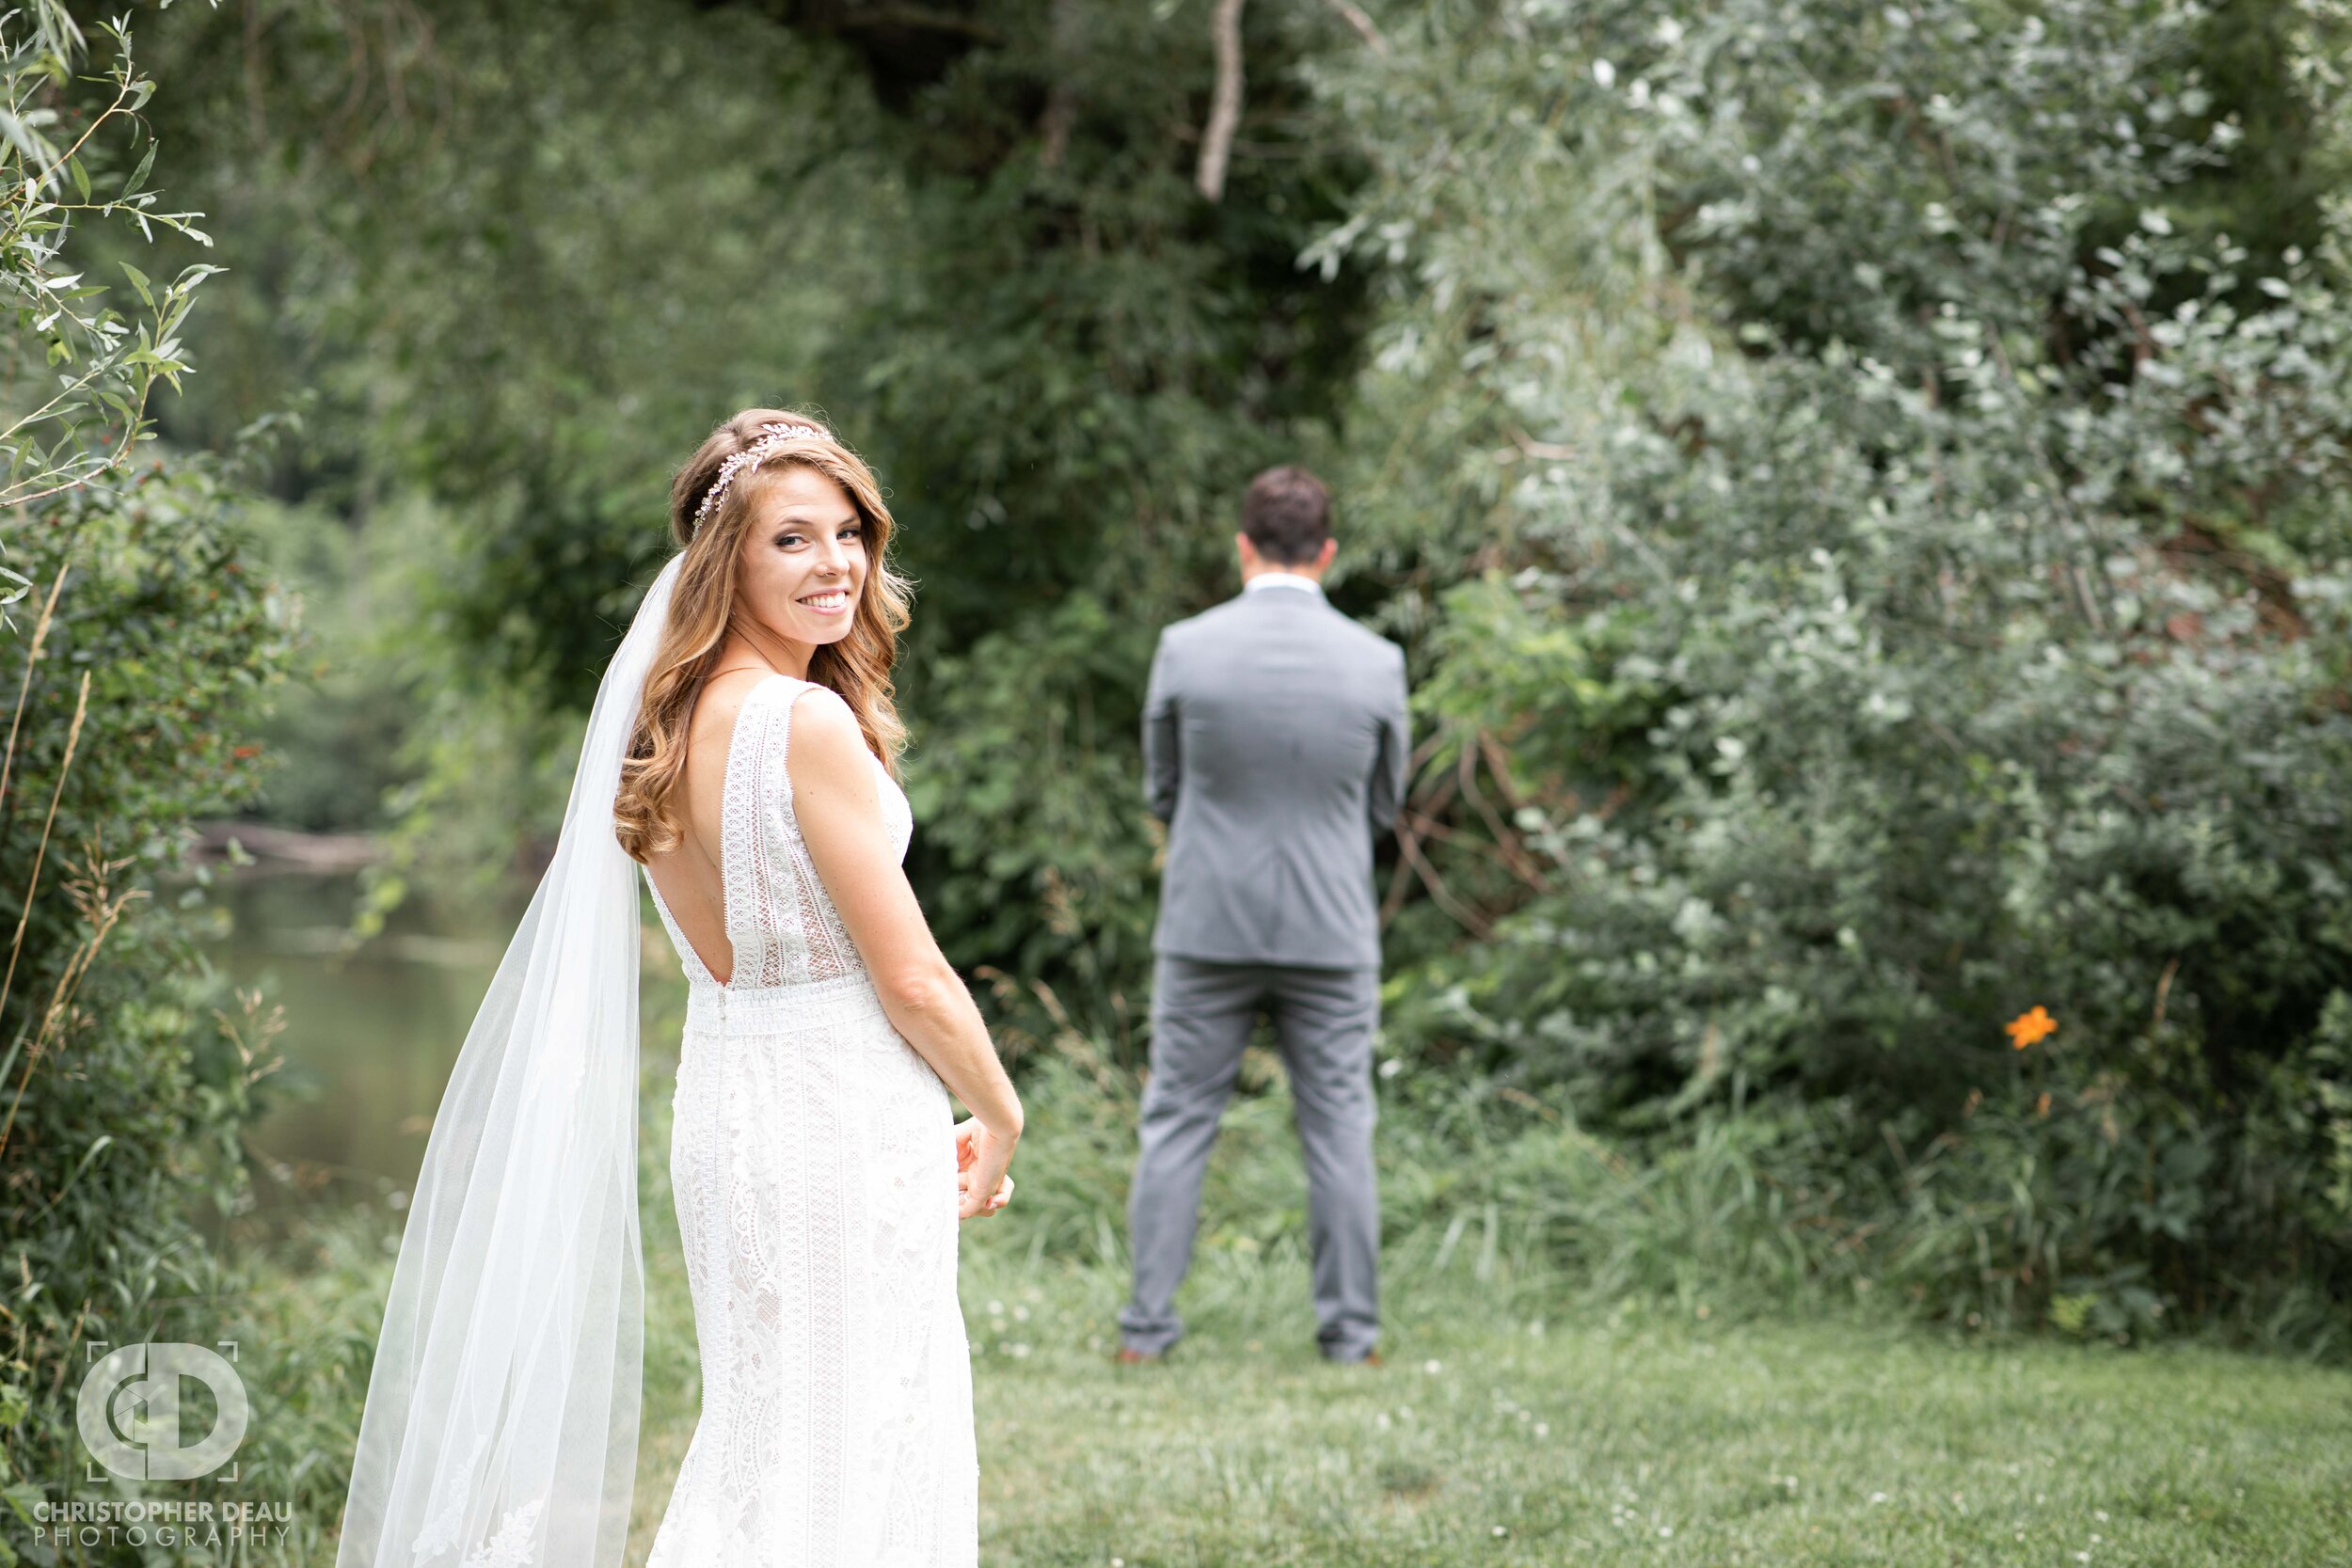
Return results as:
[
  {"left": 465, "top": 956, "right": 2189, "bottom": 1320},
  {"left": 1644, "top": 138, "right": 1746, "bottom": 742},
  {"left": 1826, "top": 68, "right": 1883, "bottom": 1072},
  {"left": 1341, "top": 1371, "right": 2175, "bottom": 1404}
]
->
[
  {"left": 628, "top": 1231, "right": 2352, "bottom": 1567},
  {"left": 215, "top": 1068, "right": 2352, "bottom": 1568},
  {"left": 613, "top": 1044, "right": 2351, "bottom": 1568}
]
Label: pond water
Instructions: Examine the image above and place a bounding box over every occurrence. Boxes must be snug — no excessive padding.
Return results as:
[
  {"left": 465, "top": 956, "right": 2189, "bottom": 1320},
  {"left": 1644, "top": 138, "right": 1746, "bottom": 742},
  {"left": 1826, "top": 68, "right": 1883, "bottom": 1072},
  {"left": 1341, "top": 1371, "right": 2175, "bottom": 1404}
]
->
[{"left": 210, "top": 866, "right": 691, "bottom": 1209}]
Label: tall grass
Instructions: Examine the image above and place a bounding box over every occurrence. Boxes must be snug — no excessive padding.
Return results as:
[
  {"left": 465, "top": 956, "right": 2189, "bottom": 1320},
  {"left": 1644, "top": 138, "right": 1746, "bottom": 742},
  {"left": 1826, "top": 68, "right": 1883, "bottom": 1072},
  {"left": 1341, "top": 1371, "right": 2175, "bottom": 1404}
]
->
[
  {"left": 953, "top": 1042, "right": 1863, "bottom": 1324},
  {"left": 964, "top": 1038, "right": 2352, "bottom": 1354}
]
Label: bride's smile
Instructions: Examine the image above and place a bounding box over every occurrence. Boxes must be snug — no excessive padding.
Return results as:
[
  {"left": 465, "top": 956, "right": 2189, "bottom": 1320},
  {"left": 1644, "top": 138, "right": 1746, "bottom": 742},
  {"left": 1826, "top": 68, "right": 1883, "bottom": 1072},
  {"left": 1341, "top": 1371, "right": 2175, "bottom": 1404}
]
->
[{"left": 739, "top": 463, "right": 867, "bottom": 645}]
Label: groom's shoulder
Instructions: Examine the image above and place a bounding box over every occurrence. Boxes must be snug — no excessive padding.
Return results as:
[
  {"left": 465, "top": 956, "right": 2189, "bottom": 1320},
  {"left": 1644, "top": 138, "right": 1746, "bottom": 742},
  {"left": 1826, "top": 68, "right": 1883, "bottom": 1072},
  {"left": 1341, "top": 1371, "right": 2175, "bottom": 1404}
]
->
[
  {"left": 1303, "top": 596, "right": 1405, "bottom": 670},
  {"left": 1330, "top": 603, "right": 1402, "bottom": 657},
  {"left": 1156, "top": 592, "right": 1298, "bottom": 656},
  {"left": 1160, "top": 593, "right": 1399, "bottom": 661},
  {"left": 1157, "top": 593, "right": 1248, "bottom": 648}
]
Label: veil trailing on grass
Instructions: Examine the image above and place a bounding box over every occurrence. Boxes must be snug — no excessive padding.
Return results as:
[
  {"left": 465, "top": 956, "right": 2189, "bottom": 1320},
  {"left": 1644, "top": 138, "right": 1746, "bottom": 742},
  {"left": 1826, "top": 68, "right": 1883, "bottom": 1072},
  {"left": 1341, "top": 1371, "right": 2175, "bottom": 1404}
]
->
[{"left": 336, "top": 553, "right": 685, "bottom": 1568}]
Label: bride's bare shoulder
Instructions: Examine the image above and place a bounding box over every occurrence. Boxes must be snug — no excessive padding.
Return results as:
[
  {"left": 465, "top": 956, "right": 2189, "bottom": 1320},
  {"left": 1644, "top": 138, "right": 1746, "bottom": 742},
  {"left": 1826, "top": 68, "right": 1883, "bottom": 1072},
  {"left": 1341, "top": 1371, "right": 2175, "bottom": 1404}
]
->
[
  {"left": 780, "top": 684, "right": 876, "bottom": 800},
  {"left": 689, "top": 670, "right": 778, "bottom": 756},
  {"left": 782, "top": 681, "right": 860, "bottom": 756},
  {"left": 656, "top": 673, "right": 778, "bottom": 857}
]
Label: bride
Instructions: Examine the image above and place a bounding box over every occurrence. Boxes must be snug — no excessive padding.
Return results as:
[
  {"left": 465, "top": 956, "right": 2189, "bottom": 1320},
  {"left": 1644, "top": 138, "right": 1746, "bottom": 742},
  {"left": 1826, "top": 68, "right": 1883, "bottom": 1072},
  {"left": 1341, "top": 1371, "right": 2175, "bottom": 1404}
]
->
[{"left": 334, "top": 410, "right": 1023, "bottom": 1568}]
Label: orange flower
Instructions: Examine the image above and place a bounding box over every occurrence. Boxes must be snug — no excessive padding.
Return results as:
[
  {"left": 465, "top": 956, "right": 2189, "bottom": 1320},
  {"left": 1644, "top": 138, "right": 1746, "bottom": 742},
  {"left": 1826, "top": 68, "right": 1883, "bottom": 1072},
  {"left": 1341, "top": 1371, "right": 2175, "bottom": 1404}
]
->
[{"left": 2005, "top": 1005, "right": 2058, "bottom": 1050}]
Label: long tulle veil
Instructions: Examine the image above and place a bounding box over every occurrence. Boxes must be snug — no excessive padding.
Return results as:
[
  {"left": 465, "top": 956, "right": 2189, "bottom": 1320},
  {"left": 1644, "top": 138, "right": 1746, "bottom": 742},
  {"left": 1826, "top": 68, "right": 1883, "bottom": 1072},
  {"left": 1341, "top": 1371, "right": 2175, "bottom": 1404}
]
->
[{"left": 335, "top": 552, "right": 687, "bottom": 1568}]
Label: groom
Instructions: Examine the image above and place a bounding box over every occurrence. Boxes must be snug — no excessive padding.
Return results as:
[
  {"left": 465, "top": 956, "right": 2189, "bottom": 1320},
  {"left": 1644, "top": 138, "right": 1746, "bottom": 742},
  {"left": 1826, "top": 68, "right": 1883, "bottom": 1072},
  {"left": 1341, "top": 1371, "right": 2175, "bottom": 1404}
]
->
[{"left": 1119, "top": 465, "right": 1410, "bottom": 1367}]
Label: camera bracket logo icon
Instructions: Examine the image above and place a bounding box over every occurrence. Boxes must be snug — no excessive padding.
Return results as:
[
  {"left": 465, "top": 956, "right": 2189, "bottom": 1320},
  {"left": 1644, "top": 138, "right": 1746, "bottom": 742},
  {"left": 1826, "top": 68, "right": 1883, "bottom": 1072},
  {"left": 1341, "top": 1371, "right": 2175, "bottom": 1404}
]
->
[{"left": 76, "top": 1341, "right": 248, "bottom": 1481}]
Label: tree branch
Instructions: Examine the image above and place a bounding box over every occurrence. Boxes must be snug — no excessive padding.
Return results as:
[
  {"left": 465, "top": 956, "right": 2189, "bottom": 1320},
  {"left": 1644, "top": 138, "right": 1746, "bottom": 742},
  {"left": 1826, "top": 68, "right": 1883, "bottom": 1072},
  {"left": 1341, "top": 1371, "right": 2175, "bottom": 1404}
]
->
[
  {"left": 1196, "top": 0, "right": 1246, "bottom": 201},
  {"left": 1319, "top": 0, "right": 1389, "bottom": 54}
]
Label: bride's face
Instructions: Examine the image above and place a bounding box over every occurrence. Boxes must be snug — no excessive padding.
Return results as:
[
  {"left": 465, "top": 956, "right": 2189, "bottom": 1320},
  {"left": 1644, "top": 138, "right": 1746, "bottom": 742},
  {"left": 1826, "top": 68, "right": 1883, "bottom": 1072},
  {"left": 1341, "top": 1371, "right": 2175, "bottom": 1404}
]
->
[{"left": 736, "top": 464, "right": 867, "bottom": 647}]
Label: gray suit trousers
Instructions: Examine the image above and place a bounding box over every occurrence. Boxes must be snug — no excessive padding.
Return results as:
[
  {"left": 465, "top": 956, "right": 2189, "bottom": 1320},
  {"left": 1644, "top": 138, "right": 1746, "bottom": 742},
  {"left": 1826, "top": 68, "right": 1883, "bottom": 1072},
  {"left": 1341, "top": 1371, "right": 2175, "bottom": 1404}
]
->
[{"left": 1119, "top": 955, "right": 1381, "bottom": 1360}]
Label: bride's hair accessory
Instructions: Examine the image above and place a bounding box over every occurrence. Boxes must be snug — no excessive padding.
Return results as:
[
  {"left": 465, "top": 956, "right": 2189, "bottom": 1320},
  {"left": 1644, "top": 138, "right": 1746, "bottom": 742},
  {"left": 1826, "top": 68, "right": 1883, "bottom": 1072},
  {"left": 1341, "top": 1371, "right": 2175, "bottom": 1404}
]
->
[{"left": 692, "top": 420, "right": 832, "bottom": 531}]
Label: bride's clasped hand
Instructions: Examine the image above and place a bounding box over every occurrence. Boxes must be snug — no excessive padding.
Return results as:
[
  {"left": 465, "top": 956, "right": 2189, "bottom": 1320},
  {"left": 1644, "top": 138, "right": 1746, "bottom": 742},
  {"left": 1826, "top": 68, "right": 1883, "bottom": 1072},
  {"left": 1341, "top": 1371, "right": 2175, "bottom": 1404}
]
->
[{"left": 958, "top": 1117, "right": 1017, "bottom": 1219}]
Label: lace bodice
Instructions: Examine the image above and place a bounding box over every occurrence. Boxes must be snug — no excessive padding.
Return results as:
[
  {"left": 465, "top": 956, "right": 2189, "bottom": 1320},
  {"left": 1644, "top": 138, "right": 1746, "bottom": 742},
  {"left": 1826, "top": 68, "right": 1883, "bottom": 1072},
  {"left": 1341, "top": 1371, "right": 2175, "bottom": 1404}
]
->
[
  {"left": 644, "top": 672, "right": 912, "bottom": 992},
  {"left": 636, "top": 674, "right": 975, "bottom": 1567}
]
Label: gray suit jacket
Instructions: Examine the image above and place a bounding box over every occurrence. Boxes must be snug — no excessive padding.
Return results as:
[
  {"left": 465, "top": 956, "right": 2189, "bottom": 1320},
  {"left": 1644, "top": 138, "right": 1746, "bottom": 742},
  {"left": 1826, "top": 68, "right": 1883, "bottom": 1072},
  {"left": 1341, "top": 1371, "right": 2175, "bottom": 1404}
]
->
[{"left": 1144, "top": 582, "right": 1410, "bottom": 968}]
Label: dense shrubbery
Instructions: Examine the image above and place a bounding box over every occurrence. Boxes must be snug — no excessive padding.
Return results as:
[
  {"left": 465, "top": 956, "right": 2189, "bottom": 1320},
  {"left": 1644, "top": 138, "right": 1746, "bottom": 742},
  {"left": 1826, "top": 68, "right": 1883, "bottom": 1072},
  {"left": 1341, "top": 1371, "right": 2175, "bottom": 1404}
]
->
[
  {"left": 134, "top": 0, "right": 1379, "bottom": 1022},
  {"left": 0, "top": 456, "right": 299, "bottom": 1524},
  {"left": 1312, "top": 0, "right": 2352, "bottom": 1343},
  {"left": 0, "top": 10, "right": 302, "bottom": 1540}
]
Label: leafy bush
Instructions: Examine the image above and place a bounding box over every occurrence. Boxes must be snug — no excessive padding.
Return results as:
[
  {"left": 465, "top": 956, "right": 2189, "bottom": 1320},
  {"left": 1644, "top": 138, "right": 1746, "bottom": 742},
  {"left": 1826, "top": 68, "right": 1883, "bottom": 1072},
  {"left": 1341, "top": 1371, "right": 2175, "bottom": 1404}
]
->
[
  {"left": 1313, "top": 0, "right": 2352, "bottom": 1343},
  {"left": 0, "top": 453, "right": 298, "bottom": 1540},
  {"left": 0, "top": 7, "right": 304, "bottom": 1541}
]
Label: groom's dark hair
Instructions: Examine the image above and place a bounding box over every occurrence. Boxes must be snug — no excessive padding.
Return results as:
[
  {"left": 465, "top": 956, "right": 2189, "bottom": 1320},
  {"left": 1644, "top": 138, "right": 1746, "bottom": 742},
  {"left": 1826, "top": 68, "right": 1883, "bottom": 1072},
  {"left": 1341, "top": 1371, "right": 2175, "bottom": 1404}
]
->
[{"left": 1241, "top": 466, "right": 1331, "bottom": 565}]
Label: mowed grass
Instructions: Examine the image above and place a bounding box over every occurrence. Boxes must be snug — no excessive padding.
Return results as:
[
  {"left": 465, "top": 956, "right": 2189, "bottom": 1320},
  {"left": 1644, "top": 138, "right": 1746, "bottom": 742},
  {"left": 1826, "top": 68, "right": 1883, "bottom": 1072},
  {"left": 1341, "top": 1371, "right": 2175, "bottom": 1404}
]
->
[
  {"left": 630, "top": 1222, "right": 2352, "bottom": 1567},
  {"left": 946, "top": 1249, "right": 2351, "bottom": 1568}
]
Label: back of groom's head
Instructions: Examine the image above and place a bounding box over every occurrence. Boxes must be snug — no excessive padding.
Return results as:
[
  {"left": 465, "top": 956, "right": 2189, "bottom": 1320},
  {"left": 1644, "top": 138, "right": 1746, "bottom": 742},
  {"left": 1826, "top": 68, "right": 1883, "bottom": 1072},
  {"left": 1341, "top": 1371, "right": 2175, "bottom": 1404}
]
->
[{"left": 1241, "top": 466, "right": 1331, "bottom": 566}]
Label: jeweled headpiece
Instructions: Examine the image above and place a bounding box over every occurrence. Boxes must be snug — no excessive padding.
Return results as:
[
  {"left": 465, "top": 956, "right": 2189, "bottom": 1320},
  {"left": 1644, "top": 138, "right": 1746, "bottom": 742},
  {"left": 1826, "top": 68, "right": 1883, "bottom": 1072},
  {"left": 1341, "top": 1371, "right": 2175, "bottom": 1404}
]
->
[{"left": 692, "top": 420, "right": 832, "bottom": 531}]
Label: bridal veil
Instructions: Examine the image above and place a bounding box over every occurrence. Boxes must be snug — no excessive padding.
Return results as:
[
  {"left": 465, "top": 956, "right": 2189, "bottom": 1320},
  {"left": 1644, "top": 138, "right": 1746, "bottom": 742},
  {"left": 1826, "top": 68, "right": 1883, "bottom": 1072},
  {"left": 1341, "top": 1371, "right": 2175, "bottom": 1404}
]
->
[{"left": 336, "top": 552, "right": 686, "bottom": 1568}]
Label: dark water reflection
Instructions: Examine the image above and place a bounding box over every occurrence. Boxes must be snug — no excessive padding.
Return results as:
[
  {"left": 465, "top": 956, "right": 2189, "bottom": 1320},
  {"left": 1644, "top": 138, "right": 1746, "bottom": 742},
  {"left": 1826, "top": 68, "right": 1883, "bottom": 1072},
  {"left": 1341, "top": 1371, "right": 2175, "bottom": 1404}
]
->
[{"left": 211, "top": 867, "right": 689, "bottom": 1209}]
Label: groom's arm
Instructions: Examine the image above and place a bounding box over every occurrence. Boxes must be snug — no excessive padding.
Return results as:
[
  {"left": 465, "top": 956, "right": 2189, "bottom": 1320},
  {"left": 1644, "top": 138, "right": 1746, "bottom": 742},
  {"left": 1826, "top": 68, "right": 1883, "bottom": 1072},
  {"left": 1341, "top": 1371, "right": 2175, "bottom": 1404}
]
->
[
  {"left": 1143, "top": 633, "right": 1182, "bottom": 823},
  {"left": 1367, "top": 644, "right": 1409, "bottom": 836}
]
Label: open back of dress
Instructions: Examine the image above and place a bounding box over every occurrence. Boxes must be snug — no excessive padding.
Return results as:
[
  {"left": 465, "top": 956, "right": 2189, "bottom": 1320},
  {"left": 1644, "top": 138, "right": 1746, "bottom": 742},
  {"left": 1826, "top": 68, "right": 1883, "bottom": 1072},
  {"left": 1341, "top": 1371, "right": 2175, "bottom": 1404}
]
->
[{"left": 639, "top": 672, "right": 976, "bottom": 1566}]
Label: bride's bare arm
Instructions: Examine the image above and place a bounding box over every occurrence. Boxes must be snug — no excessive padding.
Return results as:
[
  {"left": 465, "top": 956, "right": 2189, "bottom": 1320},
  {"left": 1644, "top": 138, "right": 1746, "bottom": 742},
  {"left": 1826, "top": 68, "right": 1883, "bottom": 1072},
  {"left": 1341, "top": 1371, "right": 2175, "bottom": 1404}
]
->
[{"left": 786, "top": 686, "right": 1024, "bottom": 1148}]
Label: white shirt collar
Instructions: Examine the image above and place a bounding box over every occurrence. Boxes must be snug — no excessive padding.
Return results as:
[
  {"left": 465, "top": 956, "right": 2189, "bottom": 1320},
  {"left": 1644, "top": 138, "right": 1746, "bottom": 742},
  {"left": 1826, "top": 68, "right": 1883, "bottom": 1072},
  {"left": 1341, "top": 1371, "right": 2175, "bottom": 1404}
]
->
[{"left": 1243, "top": 570, "right": 1325, "bottom": 596}]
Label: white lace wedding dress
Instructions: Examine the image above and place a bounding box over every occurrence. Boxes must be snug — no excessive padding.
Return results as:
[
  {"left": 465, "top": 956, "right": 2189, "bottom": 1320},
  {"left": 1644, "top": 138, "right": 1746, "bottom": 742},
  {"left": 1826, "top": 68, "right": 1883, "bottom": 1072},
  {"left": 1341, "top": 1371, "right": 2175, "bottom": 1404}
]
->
[{"left": 640, "top": 672, "right": 977, "bottom": 1565}]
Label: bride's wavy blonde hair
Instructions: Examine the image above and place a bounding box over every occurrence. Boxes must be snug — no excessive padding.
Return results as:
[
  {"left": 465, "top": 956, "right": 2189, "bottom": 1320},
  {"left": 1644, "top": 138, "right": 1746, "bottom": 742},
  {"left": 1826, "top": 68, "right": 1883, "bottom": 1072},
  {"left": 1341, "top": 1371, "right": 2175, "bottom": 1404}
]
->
[{"left": 614, "top": 408, "right": 913, "bottom": 865}]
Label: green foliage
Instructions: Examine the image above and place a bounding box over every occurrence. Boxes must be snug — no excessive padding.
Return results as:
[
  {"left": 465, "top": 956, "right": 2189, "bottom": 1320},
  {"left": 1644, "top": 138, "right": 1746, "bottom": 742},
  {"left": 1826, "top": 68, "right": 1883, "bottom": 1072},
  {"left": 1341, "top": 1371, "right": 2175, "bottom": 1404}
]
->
[
  {"left": 0, "top": 8, "right": 306, "bottom": 1543},
  {"left": 134, "top": 0, "right": 896, "bottom": 686},
  {"left": 0, "top": 3, "right": 220, "bottom": 542},
  {"left": 100, "top": 0, "right": 2352, "bottom": 1364},
  {"left": 779, "top": 2, "right": 1382, "bottom": 1034},
  {"left": 136, "top": 0, "right": 1387, "bottom": 1041},
  {"left": 906, "top": 589, "right": 1164, "bottom": 1019},
  {"left": 1313, "top": 0, "right": 2352, "bottom": 1341},
  {"left": 0, "top": 451, "right": 296, "bottom": 1537}
]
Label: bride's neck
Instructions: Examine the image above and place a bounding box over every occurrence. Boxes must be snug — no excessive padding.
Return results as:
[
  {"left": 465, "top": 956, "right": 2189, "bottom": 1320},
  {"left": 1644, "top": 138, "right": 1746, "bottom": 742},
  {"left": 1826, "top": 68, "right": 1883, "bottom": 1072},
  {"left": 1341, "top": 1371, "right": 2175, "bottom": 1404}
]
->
[{"left": 718, "top": 624, "right": 816, "bottom": 683}]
